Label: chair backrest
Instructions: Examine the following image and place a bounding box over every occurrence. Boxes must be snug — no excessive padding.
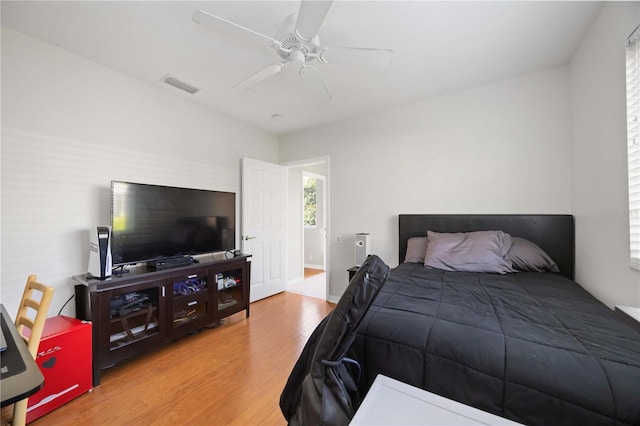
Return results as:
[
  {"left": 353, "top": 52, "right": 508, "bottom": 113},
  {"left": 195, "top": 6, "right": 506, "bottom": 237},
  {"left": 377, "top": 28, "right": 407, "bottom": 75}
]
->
[
  {"left": 14, "top": 274, "right": 54, "bottom": 358},
  {"left": 282, "top": 255, "right": 390, "bottom": 426}
]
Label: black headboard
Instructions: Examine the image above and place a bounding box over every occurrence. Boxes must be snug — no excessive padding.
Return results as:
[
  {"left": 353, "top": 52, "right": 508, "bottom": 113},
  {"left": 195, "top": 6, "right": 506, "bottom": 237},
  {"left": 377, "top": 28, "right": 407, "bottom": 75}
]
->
[{"left": 399, "top": 214, "right": 575, "bottom": 280}]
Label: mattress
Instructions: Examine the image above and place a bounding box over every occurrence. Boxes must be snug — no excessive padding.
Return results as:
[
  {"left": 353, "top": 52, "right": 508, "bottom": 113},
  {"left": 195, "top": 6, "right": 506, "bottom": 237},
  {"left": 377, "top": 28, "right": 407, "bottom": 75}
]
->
[{"left": 352, "top": 263, "right": 640, "bottom": 425}]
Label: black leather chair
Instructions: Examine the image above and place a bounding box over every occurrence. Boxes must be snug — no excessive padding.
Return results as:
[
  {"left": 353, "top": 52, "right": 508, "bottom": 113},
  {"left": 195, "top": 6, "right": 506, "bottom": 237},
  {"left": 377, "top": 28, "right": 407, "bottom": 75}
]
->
[{"left": 280, "top": 255, "right": 390, "bottom": 426}]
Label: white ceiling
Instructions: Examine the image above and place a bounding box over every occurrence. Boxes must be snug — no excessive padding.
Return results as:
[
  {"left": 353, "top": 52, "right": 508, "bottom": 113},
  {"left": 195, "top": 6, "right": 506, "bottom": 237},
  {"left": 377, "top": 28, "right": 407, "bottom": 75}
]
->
[{"left": 1, "top": 1, "right": 602, "bottom": 135}]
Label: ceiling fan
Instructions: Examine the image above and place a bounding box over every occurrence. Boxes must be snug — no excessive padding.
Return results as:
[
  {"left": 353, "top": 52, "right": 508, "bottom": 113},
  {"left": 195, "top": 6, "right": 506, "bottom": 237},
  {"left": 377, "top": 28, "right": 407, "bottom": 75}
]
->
[{"left": 193, "top": 0, "right": 393, "bottom": 100}]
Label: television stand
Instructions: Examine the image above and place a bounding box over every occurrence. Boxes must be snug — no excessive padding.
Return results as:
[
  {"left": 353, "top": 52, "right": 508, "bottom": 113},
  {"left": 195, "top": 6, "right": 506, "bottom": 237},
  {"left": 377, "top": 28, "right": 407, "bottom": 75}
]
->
[
  {"left": 146, "top": 256, "right": 193, "bottom": 270},
  {"left": 73, "top": 254, "right": 251, "bottom": 386}
]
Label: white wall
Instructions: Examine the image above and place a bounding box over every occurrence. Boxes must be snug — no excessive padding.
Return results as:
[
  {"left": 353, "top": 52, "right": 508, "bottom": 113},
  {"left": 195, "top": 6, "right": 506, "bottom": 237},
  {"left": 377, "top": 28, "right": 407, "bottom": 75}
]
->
[
  {"left": 569, "top": 2, "right": 640, "bottom": 309},
  {"left": 0, "top": 27, "right": 279, "bottom": 318},
  {"left": 280, "top": 67, "right": 573, "bottom": 299}
]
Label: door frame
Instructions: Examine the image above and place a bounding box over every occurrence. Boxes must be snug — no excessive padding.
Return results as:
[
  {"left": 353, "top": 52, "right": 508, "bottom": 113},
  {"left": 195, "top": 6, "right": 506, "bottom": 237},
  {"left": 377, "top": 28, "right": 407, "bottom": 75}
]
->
[
  {"left": 302, "top": 170, "right": 327, "bottom": 271},
  {"left": 282, "top": 156, "right": 330, "bottom": 300}
]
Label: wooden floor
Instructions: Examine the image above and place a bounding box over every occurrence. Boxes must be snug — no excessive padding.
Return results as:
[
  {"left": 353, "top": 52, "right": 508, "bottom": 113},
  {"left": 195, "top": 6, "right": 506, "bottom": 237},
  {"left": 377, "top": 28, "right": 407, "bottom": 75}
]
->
[
  {"left": 303, "top": 268, "right": 324, "bottom": 279},
  {"left": 25, "top": 292, "right": 334, "bottom": 426}
]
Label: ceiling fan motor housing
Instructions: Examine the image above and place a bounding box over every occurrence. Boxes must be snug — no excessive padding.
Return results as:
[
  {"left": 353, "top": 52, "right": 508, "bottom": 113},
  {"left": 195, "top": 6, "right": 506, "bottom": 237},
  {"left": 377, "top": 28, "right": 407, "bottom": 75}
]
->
[{"left": 277, "top": 33, "right": 320, "bottom": 65}]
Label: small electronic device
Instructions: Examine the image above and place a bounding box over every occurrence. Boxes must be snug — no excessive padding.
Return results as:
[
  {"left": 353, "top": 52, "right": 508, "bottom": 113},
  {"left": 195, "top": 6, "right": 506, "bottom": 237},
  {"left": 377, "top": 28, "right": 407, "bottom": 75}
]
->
[
  {"left": 355, "top": 233, "right": 371, "bottom": 266},
  {"left": 147, "top": 256, "right": 194, "bottom": 270},
  {"left": 88, "top": 226, "right": 112, "bottom": 280}
]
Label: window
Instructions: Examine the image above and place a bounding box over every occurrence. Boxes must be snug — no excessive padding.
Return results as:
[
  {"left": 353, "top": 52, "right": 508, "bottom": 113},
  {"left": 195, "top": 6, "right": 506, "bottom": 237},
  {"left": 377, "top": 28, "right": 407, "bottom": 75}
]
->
[
  {"left": 627, "top": 25, "right": 640, "bottom": 270},
  {"left": 303, "top": 176, "right": 317, "bottom": 228}
]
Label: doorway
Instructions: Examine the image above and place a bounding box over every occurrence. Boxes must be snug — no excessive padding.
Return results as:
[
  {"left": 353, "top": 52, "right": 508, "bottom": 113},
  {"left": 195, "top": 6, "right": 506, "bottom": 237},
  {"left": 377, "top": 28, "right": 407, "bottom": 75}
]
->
[
  {"left": 284, "top": 158, "right": 329, "bottom": 300},
  {"left": 302, "top": 171, "right": 326, "bottom": 273}
]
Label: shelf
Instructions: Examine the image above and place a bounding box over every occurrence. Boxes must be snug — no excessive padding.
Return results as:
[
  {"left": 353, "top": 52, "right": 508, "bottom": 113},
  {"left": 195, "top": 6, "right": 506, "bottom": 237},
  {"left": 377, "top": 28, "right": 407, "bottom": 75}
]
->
[
  {"left": 218, "top": 300, "right": 238, "bottom": 310},
  {"left": 220, "top": 282, "right": 242, "bottom": 290},
  {"left": 109, "top": 304, "right": 158, "bottom": 351},
  {"left": 110, "top": 322, "right": 159, "bottom": 349},
  {"left": 172, "top": 310, "right": 201, "bottom": 326},
  {"left": 74, "top": 254, "right": 251, "bottom": 386},
  {"left": 173, "top": 290, "right": 207, "bottom": 300},
  {"left": 109, "top": 305, "right": 156, "bottom": 324}
]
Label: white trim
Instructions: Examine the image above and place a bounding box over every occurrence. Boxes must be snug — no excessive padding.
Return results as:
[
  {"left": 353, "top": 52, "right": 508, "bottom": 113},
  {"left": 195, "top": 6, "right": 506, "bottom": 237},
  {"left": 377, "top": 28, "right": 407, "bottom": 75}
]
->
[
  {"left": 627, "top": 27, "right": 640, "bottom": 270},
  {"left": 327, "top": 295, "right": 340, "bottom": 304},
  {"left": 302, "top": 171, "right": 327, "bottom": 269},
  {"left": 304, "top": 263, "right": 324, "bottom": 270},
  {"left": 626, "top": 27, "right": 640, "bottom": 270},
  {"left": 302, "top": 171, "right": 327, "bottom": 180},
  {"left": 282, "top": 156, "right": 331, "bottom": 301},
  {"left": 282, "top": 156, "right": 330, "bottom": 168}
]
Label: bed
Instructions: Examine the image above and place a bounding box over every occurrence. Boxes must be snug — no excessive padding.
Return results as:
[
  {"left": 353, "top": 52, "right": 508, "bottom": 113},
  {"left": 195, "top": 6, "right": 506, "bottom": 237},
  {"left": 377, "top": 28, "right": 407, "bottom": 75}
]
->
[{"left": 350, "top": 215, "right": 640, "bottom": 426}]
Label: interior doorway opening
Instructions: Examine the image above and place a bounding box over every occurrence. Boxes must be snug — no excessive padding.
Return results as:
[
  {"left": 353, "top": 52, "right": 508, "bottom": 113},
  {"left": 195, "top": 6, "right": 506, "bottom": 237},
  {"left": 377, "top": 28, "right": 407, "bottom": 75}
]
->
[
  {"left": 302, "top": 171, "right": 326, "bottom": 271},
  {"left": 284, "top": 157, "right": 329, "bottom": 301}
]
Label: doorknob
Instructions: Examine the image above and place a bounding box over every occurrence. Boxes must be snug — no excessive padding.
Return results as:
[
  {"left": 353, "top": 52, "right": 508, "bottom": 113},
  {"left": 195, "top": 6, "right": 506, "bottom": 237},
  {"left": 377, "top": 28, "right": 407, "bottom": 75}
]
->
[{"left": 243, "top": 235, "right": 256, "bottom": 241}]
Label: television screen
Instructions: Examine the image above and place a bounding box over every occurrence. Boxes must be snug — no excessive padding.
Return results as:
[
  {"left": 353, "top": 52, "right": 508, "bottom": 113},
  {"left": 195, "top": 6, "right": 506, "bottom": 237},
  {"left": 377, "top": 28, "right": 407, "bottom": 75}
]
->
[{"left": 110, "top": 181, "right": 236, "bottom": 266}]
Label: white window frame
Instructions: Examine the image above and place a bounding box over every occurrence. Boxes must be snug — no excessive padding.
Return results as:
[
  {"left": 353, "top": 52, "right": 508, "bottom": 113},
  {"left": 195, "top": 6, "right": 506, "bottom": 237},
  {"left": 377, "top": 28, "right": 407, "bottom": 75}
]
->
[{"left": 627, "top": 25, "right": 640, "bottom": 271}]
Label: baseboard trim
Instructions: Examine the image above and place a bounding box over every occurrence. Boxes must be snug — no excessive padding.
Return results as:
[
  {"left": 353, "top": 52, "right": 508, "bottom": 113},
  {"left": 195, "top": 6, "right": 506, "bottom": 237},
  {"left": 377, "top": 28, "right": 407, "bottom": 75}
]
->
[
  {"left": 304, "top": 264, "right": 324, "bottom": 270},
  {"left": 327, "top": 295, "right": 340, "bottom": 304}
]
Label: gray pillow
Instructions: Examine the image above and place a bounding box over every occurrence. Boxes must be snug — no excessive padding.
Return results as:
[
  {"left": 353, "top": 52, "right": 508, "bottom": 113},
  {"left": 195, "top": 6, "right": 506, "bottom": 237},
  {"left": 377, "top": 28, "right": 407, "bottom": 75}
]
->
[
  {"left": 507, "top": 237, "right": 559, "bottom": 273},
  {"left": 425, "top": 230, "right": 513, "bottom": 274},
  {"left": 404, "top": 237, "right": 428, "bottom": 263}
]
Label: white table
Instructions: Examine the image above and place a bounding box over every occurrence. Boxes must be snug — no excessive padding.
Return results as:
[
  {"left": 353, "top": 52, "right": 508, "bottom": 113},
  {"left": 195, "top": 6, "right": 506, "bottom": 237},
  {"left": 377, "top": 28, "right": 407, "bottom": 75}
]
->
[{"left": 350, "top": 375, "right": 522, "bottom": 425}]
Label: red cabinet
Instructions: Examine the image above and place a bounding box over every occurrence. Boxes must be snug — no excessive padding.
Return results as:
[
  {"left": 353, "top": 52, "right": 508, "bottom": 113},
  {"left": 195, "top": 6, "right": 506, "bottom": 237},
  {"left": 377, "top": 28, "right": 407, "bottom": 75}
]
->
[{"left": 26, "top": 316, "right": 92, "bottom": 424}]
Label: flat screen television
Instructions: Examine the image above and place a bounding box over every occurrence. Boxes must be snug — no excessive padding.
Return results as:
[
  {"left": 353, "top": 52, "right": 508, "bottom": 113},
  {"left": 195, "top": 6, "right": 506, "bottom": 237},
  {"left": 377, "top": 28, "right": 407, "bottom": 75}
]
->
[{"left": 110, "top": 181, "right": 236, "bottom": 266}]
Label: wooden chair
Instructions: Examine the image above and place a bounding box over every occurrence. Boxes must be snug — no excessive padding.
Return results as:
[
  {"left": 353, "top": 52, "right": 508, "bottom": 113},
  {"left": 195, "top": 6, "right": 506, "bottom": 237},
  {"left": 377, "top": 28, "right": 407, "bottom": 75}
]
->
[{"left": 9, "top": 275, "right": 54, "bottom": 426}]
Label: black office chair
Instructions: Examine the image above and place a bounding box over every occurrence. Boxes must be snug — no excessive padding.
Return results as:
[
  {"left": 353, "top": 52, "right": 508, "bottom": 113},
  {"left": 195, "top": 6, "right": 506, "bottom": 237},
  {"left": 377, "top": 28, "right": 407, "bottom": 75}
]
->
[{"left": 280, "top": 255, "right": 390, "bottom": 426}]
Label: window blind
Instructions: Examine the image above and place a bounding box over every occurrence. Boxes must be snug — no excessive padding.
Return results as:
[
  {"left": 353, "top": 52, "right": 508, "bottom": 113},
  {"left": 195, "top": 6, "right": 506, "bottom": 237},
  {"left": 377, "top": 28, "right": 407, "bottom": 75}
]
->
[{"left": 627, "top": 25, "right": 640, "bottom": 270}]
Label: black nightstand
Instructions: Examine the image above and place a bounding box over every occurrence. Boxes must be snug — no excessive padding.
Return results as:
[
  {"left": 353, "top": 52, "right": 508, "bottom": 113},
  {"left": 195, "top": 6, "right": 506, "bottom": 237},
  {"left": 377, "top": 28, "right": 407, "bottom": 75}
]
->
[{"left": 348, "top": 266, "right": 359, "bottom": 281}]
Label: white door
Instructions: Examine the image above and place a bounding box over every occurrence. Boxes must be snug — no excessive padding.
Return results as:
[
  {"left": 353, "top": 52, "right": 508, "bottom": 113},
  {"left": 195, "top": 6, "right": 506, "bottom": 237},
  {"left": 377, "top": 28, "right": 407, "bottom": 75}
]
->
[{"left": 242, "top": 157, "right": 287, "bottom": 302}]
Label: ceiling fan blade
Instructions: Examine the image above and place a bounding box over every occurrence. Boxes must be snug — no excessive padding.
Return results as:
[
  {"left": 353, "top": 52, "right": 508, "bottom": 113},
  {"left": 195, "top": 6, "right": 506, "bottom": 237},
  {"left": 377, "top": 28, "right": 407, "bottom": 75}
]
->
[
  {"left": 299, "top": 67, "right": 332, "bottom": 101},
  {"left": 193, "top": 9, "right": 282, "bottom": 49},
  {"left": 235, "top": 63, "right": 286, "bottom": 91},
  {"left": 294, "top": 0, "right": 333, "bottom": 42},
  {"left": 320, "top": 47, "right": 394, "bottom": 71}
]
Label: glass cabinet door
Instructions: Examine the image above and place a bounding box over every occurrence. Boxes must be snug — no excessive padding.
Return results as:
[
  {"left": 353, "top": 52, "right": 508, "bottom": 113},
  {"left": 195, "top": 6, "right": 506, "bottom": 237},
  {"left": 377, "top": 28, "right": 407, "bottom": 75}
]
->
[
  {"left": 170, "top": 271, "right": 213, "bottom": 333},
  {"left": 108, "top": 284, "right": 162, "bottom": 352},
  {"left": 215, "top": 266, "right": 245, "bottom": 317}
]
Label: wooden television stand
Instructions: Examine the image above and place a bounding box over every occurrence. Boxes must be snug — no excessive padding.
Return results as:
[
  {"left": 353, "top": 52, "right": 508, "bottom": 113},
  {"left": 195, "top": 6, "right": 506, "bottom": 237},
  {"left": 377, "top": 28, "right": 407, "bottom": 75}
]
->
[{"left": 74, "top": 254, "right": 251, "bottom": 386}]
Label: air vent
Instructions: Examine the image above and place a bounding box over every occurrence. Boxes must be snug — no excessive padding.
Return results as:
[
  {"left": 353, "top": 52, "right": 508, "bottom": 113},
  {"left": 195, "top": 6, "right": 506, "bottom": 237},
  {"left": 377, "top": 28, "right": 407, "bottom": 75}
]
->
[{"left": 162, "top": 75, "right": 199, "bottom": 94}]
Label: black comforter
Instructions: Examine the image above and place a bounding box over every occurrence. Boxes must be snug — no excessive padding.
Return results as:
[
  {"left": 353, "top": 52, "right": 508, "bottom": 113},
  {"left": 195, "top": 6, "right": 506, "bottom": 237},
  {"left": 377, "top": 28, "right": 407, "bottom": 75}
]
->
[{"left": 351, "top": 263, "right": 640, "bottom": 425}]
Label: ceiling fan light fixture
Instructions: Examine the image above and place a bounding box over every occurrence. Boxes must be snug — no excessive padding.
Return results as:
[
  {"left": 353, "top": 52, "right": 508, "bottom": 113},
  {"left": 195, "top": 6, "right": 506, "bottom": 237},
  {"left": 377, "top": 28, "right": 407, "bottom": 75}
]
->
[
  {"left": 192, "top": 0, "right": 392, "bottom": 96},
  {"left": 162, "top": 75, "right": 200, "bottom": 94}
]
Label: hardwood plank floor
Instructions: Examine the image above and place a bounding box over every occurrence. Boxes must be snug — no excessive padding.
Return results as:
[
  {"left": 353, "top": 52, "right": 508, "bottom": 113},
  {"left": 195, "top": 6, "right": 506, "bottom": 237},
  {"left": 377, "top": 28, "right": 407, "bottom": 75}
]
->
[
  {"left": 303, "top": 268, "right": 324, "bottom": 279},
  {"left": 26, "top": 292, "right": 334, "bottom": 426}
]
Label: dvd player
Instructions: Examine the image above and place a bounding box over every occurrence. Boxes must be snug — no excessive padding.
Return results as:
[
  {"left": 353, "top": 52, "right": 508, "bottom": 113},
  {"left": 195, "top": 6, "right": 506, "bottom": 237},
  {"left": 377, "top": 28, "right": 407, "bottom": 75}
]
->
[{"left": 147, "top": 256, "right": 194, "bottom": 270}]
